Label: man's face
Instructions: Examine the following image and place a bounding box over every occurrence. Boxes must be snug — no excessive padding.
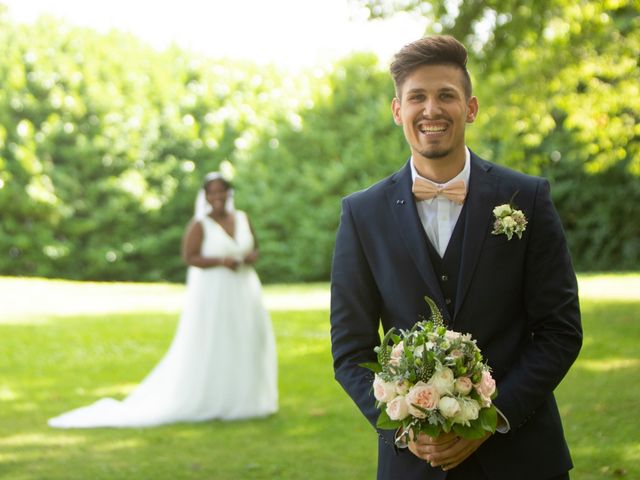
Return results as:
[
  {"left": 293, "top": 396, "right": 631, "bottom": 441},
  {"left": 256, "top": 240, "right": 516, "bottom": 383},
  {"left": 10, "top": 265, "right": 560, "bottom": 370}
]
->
[{"left": 392, "top": 64, "right": 478, "bottom": 163}]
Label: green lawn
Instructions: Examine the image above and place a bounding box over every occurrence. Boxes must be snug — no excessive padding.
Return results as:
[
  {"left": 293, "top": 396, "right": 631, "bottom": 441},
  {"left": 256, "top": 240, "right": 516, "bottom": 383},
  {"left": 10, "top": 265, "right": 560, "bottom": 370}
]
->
[{"left": 0, "top": 275, "right": 638, "bottom": 479}]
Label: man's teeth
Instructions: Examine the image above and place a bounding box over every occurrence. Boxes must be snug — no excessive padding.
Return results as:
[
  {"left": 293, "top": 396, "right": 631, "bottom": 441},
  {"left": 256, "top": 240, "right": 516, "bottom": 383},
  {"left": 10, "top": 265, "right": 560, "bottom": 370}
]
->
[{"left": 420, "top": 125, "right": 446, "bottom": 133}]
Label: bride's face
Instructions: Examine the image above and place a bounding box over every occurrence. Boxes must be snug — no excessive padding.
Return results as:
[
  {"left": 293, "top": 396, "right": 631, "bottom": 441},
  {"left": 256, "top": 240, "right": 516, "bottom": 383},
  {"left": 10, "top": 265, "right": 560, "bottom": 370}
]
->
[{"left": 204, "top": 179, "right": 229, "bottom": 211}]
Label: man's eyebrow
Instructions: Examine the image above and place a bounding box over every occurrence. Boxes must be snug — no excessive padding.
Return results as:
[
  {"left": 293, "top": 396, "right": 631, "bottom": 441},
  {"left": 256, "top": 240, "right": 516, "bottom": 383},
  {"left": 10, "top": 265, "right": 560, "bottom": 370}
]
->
[{"left": 403, "top": 86, "right": 460, "bottom": 98}]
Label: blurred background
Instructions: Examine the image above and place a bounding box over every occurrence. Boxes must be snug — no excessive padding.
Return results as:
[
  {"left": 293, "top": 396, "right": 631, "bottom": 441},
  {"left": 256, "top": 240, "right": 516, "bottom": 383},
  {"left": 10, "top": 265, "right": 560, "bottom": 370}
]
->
[{"left": 1, "top": 0, "right": 638, "bottom": 285}]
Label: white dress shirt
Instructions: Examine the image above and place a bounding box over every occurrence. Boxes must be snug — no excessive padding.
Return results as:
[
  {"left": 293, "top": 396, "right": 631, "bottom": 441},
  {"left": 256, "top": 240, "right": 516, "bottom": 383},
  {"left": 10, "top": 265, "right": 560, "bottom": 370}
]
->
[{"left": 411, "top": 148, "right": 471, "bottom": 257}]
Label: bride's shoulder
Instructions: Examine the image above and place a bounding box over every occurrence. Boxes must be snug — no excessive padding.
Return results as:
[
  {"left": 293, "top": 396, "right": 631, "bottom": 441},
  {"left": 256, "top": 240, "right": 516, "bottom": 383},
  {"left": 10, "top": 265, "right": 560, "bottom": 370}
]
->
[{"left": 234, "top": 210, "right": 250, "bottom": 224}]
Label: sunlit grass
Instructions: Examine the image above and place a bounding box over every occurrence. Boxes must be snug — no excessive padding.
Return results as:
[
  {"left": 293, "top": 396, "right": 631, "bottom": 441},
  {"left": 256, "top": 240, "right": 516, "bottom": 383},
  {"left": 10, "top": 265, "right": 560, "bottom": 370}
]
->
[{"left": 0, "top": 275, "right": 638, "bottom": 479}]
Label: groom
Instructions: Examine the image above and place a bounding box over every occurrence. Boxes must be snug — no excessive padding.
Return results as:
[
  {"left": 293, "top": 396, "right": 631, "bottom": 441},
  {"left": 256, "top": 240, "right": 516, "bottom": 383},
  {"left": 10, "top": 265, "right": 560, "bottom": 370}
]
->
[{"left": 329, "top": 35, "right": 582, "bottom": 480}]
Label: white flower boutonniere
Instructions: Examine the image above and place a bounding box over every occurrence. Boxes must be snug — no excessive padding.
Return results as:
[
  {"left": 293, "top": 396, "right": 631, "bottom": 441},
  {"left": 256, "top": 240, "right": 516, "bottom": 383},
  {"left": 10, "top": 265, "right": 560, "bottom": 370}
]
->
[{"left": 492, "top": 203, "right": 527, "bottom": 240}]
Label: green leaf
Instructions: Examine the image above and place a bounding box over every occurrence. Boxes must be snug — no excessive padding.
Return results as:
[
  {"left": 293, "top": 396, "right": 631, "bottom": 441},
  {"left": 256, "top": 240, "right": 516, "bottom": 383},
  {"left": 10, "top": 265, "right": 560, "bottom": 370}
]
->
[
  {"left": 418, "top": 422, "right": 441, "bottom": 437},
  {"left": 376, "top": 409, "right": 401, "bottom": 430},
  {"left": 358, "top": 362, "right": 382, "bottom": 373},
  {"left": 424, "top": 296, "right": 445, "bottom": 325},
  {"left": 479, "top": 406, "right": 498, "bottom": 432},
  {"left": 452, "top": 422, "right": 486, "bottom": 439}
]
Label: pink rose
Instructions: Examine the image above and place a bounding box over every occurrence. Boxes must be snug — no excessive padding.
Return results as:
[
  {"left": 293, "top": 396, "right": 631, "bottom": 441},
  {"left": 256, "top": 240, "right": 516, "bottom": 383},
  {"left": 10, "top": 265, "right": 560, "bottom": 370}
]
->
[
  {"left": 454, "top": 376, "right": 473, "bottom": 395},
  {"left": 373, "top": 374, "right": 397, "bottom": 403},
  {"left": 474, "top": 370, "right": 496, "bottom": 407},
  {"left": 406, "top": 381, "right": 440, "bottom": 419},
  {"left": 390, "top": 341, "right": 404, "bottom": 367},
  {"left": 386, "top": 395, "right": 410, "bottom": 421}
]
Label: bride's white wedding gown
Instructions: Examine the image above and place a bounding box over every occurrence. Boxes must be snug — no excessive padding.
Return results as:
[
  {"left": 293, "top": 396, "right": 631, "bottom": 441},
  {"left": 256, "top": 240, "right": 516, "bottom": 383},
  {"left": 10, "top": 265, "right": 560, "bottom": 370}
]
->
[{"left": 48, "top": 210, "right": 278, "bottom": 428}]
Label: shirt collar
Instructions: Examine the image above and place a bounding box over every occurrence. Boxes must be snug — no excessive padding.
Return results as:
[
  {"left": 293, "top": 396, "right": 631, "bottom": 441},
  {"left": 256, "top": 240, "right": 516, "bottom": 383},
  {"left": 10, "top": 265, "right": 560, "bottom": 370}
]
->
[{"left": 410, "top": 147, "right": 471, "bottom": 187}]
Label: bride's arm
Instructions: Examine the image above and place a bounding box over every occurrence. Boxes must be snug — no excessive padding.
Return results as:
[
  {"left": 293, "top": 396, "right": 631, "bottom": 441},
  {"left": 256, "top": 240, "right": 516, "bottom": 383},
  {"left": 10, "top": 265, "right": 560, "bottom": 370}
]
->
[
  {"left": 182, "top": 220, "right": 237, "bottom": 269},
  {"left": 243, "top": 215, "right": 260, "bottom": 265}
]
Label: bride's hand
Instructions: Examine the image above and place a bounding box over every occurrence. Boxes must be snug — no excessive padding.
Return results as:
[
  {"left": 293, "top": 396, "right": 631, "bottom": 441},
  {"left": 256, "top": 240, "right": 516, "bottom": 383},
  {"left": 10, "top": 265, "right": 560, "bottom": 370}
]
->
[
  {"left": 221, "top": 258, "right": 239, "bottom": 270},
  {"left": 243, "top": 251, "right": 259, "bottom": 265}
]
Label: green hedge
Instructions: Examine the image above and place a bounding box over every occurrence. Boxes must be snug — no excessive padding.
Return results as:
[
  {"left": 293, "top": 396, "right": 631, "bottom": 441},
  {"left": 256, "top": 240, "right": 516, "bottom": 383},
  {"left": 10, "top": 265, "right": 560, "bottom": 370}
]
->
[{"left": 0, "top": 7, "right": 638, "bottom": 283}]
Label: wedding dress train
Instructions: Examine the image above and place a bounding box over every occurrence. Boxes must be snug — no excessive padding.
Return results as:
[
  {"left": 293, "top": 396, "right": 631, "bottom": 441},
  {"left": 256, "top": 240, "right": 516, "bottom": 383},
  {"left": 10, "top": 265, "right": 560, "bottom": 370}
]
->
[{"left": 48, "top": 210, "right": 278, "bottom": 428}]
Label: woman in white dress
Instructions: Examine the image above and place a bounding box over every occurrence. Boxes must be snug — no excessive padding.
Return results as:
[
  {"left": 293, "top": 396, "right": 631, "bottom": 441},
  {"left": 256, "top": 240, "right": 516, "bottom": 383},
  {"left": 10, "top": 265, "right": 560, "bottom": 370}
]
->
[{"left": 48, "top": 172, "right": 278, "bottom": 428}]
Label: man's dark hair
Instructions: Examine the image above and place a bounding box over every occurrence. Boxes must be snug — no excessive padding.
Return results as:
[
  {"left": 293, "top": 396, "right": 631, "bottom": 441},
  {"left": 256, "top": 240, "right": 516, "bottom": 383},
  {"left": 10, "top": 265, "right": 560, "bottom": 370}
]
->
[{"left": 390, "top": 35, "right": 472, "bottom": 99}]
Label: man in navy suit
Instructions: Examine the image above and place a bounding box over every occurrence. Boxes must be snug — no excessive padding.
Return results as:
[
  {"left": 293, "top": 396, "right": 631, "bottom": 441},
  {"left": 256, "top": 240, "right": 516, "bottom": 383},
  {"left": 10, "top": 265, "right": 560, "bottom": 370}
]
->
[{"left": 330, "top": 35, "right": 582, "bottom": 479}]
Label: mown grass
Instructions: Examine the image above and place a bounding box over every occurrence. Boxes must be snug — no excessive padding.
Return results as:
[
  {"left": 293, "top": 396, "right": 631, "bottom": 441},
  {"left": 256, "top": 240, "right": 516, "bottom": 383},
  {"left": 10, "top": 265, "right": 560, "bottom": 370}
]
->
[{"left": 0, "top": 275, "right": 639, "bottom": 479}]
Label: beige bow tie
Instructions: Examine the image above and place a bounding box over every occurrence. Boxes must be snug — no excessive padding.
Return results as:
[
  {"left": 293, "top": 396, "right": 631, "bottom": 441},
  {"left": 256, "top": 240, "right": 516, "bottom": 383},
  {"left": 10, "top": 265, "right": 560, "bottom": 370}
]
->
[{"left": 412, "top": 178, "right": 467, "bottom": 204}]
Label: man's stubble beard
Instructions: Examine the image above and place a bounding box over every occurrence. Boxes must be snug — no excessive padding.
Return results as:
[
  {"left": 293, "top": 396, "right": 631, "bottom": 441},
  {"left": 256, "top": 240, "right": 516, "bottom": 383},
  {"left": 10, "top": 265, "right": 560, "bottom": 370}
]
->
[{"left": 418, "top": 147, "right": 452, "bottom": 160}]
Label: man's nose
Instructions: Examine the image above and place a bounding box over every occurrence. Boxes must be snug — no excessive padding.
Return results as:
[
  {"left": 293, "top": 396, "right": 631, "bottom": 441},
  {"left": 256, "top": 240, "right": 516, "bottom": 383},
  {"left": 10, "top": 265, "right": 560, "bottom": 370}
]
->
[{"left": 422, "top": 97, "right": 441, "bottom": 117}]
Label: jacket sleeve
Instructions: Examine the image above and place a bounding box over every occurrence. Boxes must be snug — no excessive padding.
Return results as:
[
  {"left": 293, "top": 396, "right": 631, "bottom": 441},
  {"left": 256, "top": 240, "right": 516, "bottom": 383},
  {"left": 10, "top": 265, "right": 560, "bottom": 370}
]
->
[{"left": 330, "top": 197, "right": 397, "bottom": 448}]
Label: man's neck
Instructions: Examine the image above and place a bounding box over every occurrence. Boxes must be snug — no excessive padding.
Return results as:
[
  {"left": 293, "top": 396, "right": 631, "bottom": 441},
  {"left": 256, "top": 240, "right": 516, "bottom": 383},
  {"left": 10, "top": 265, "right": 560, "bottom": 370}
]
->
[{"left": 413, "top": 150, "right": 466, "bottom": 184}]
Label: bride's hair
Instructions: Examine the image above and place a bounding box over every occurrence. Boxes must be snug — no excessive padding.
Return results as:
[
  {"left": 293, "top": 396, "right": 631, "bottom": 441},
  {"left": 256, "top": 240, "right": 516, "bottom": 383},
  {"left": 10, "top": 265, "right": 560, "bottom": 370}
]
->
[{"left": 203, "top": 171, "right": 233, "bottom": 191}]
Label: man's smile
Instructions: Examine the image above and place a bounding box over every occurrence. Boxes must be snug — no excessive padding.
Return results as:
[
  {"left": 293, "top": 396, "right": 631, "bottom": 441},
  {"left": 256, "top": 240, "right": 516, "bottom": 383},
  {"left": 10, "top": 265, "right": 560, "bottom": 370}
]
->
[{"left": 417, "top": 121, "right": 448, "bottom": 136}]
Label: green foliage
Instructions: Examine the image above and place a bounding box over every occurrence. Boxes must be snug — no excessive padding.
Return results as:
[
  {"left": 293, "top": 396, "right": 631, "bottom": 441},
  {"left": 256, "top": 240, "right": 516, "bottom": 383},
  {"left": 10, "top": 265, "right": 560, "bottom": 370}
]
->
[
  {"left": 355, "top": 0, "right": 640, "bottom": 271},
  {"left": 0, "top": 2, "right": 638, "bottom": 282},
  {"left": 234, "top": 53, "right": 405, "bottom": 282},
  {"left": 0, "top": 12, "right": 295, "bottom": 281}
]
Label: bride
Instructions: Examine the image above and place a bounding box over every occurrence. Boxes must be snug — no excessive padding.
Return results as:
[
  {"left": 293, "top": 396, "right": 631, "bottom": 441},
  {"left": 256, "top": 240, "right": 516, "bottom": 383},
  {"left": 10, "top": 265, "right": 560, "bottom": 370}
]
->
[{"left": 49, "top": 172, "right": 278, "bottom": 428}]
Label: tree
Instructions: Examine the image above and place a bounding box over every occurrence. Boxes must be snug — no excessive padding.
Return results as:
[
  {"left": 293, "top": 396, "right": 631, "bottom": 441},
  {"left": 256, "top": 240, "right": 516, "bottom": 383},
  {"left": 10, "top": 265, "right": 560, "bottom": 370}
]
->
[{"left": 354, "top": 0, "right": 640, "bottom": 270}]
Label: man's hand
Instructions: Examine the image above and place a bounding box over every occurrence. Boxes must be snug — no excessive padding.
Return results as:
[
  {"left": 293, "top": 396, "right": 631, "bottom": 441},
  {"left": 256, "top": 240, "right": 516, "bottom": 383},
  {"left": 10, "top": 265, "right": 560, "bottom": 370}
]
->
[{"left": 408, "top": 430, "right": 490, "bottom": 471}]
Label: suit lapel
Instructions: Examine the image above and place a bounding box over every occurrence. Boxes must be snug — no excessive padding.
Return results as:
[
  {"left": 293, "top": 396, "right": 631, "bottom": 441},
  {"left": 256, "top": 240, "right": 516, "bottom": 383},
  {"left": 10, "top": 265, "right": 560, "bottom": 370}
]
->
[
  {"left": 385, "top": 161, "right": 448, "bottom": 317},
  {"left": 454, "top": 153, "right": 499, "bottom": 317}
]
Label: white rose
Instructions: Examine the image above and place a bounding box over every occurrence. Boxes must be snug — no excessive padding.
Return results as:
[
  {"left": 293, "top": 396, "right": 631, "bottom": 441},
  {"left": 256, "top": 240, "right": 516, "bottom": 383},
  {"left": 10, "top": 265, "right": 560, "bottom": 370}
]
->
[
  {"left": 427, "top": 367, "right": 455, "bottom": 396},
  {"left": 454, "top": 377, "right": 473, "bottom": 396},
  {"left": 386, "top": 395, "right": 410, "bottom": 421},
  {"left": 493, "top": 204, "right": 512, "bottom": 217},
  {"left": 453, "top": 397, "right": 481, "bottom": 425},
  {"left": 445, "top": 330, "right": 461, "bottom": 341},
  {"left": 438, "top": 396, "right": 461, "bottom": 418},
  {"left": 373, "top": 374, "right": 397, "bottom": 403}
]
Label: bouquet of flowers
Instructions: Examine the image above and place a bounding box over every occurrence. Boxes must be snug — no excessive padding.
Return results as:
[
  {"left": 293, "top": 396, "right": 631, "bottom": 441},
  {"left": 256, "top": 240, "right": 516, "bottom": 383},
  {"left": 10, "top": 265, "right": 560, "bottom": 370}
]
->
[{"left": 361, "top": 297, "right": 498, "bottom": 441}]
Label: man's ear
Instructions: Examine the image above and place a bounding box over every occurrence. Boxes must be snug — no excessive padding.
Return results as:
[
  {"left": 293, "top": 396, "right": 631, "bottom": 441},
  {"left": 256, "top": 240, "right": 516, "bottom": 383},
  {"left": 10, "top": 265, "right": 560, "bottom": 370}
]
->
[
  {"left": 466, "top": 96, "right": 479, "bottom": 123},
  {"left": 392, "top": 97, "right": 402, "bottom": 126}
]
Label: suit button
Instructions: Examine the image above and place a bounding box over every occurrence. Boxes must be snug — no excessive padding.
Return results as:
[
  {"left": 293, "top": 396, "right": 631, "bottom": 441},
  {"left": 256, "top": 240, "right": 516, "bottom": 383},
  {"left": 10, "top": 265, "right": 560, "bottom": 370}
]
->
[
  {"left": 441, "top": 274, "right": 448, "bottom": 281},
  {"left": 445, "top": 298, "right": 452, "bottom": 305}
]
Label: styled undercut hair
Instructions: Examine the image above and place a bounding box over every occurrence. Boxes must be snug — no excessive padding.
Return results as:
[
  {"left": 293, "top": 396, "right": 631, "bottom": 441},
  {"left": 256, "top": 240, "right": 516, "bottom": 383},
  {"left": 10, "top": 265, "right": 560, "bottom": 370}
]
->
[{"left": 390, "top": 35, "right": 472, "bottom": 99}]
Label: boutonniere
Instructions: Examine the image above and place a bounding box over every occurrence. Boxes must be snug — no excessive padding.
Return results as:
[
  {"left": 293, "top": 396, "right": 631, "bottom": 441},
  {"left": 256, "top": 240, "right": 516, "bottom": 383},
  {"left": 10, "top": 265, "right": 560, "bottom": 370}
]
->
[{"left": 491, "top": 201, "right": 527, "bottom": 240}]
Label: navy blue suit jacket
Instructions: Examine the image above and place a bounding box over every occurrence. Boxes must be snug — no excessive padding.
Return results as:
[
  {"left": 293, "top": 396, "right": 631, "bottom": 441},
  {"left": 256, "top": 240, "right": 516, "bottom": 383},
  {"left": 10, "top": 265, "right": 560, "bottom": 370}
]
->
[{"left": 330, "top": 152, "right": 582, "bottom": 480}]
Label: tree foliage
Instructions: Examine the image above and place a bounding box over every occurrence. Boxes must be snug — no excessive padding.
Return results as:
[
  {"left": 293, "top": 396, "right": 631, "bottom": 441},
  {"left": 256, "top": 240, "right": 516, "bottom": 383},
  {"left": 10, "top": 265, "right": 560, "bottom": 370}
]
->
[
  {"left": 355, "top": 0, "right": 640, "bottom": 270},
  {"left": 0, "top": 2, "right": 638, "bottom": 282},
  {"left": 234, "top": 54, "right": 405, "bottom": 281},
  {"left": 0, "top": 10, "right": 294, "bottom": 281}
]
